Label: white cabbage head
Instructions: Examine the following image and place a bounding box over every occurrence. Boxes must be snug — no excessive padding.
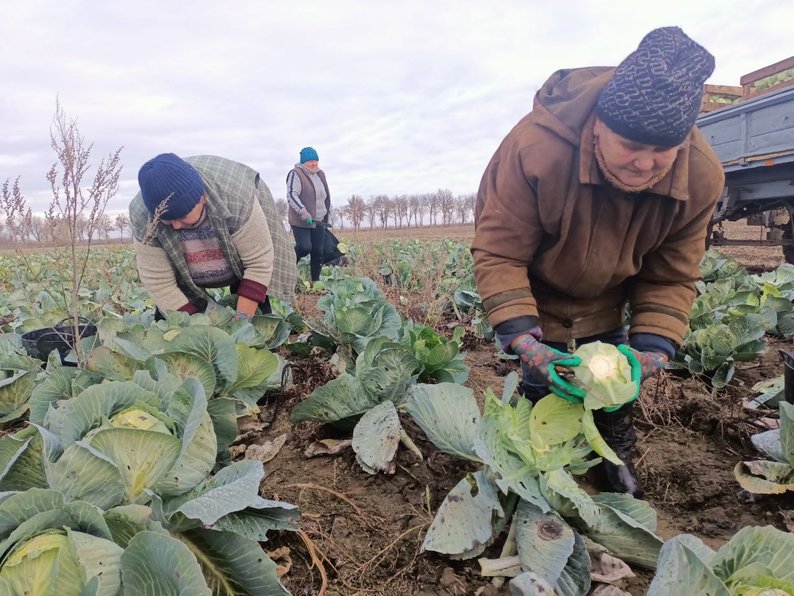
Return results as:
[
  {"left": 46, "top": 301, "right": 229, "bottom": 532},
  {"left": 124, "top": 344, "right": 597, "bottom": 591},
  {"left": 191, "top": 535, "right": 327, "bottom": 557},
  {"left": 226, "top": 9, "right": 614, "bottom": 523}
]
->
[{"left": 573, "top": 342, "right": 636, "bottom": 410}]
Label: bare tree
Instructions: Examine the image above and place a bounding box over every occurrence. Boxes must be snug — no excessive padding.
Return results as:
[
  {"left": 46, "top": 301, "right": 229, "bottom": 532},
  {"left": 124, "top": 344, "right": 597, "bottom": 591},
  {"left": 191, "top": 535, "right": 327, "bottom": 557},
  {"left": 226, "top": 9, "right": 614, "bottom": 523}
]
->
[
  {"left": 0, "top": 177, "right": 29, "bottom": 241},
  {"left": 389, "top": 196, "right": 400, "bottom": 228},
  {"left": 465, "top": 193, "right": 476, "bottom": 219},
  {"left": 406, "top": 194, "right": 418, "bottom": 227},
  {"left": 454, "top": 193, "right": 476, "bottom": 224},
  {"left": 115, "top": 213, "right": 129, "bottom": 241},
  {"left": 365, "top": 197, "right": 377, "bottom": 229},
  {"left": 437, "top": 188, "right": 455, "bottom": 226},
  {"left": 345, "top": 194, "right": 366, "bottom": 230},
  {"left": 408, "top": 194, "right": 426, "bottom": 227},
  {"left": 425, "top": 192, "right": 440, "bottom": 226},
  {"left": 50, "top": 216, "right": 73, "bottom": 245},
  {"left": 371, "top": 194, "right": 391, "bottom": 229},
  {"left": 28, "top": 214, "right": 49, "bottom": 242},
  {"left": 393, "top": 195, "right": 409, "bottom": 228}
]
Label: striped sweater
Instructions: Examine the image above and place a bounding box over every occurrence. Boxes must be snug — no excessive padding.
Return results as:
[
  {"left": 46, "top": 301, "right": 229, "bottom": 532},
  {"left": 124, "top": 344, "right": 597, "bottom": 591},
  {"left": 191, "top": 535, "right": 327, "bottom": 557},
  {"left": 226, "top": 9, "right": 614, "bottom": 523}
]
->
[{"left": 177, "top": 214, "right": 236, "bottom": 288}]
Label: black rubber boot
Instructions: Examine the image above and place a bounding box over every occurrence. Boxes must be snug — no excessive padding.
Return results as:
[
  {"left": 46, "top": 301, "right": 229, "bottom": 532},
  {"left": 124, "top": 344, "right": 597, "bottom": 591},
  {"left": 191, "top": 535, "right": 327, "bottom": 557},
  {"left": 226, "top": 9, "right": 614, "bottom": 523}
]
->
[{"left": 591, "top": 403, "right": 644, "bottom": 498}]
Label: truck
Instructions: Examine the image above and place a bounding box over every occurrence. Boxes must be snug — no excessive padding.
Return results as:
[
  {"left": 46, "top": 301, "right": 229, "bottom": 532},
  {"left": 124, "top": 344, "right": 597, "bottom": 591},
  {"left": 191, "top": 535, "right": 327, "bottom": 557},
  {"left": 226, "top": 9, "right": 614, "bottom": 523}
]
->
[{"left": 695, "top": 56, "right": 794, "bottom": 262}]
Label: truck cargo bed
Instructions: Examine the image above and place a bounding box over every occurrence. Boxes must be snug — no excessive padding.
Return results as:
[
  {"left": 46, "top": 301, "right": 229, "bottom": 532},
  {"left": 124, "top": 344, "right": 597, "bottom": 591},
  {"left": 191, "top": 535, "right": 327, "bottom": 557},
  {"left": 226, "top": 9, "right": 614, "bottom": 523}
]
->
[{"left": 696, "top": 86, "right": 794, "bottom": 172}]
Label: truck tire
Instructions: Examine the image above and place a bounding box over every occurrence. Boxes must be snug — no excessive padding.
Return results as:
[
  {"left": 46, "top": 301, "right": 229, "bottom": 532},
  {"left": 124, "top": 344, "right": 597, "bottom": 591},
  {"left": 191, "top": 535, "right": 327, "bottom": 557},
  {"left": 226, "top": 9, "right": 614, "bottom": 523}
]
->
[
  {"left": 783, "top": 207, "right": 794, "bottom": 264},
  {"left": 784, "top": 228, "right": 794, "bottom": 264},
  {"left": 705, "top": 221, "right": 714, "bottom": 250}
]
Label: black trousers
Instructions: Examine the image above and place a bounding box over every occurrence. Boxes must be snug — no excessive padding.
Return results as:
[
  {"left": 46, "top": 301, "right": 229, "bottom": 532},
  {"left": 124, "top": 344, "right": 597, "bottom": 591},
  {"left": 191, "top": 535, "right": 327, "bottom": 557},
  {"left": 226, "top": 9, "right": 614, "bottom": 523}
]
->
[{"left": 292, "top": 225, "right": 326, "bottom": 282}]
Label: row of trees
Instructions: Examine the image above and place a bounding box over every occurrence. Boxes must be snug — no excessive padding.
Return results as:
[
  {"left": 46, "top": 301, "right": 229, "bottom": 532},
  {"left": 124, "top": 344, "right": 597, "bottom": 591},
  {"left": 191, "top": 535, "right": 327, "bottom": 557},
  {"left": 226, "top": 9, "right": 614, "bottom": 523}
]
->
[
  {"left": 2, "top": 185, "right": 477, "bottom": 245},
  {"left": 0, "top": 186, "right": 130, "bottom": 245},
  {"left": 1, "top": 191, "right": 476, "bottom": 246},
  {"left": 275, "top": 189, "right": 477, "bottom": 230}
]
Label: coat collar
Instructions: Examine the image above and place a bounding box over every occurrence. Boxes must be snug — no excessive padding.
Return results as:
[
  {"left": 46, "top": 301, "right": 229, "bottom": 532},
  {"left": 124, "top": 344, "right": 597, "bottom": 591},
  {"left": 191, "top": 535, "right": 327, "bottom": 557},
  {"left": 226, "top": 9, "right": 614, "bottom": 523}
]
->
[{"left": 577, "top": 112, "right": 693, "bottom": 201}]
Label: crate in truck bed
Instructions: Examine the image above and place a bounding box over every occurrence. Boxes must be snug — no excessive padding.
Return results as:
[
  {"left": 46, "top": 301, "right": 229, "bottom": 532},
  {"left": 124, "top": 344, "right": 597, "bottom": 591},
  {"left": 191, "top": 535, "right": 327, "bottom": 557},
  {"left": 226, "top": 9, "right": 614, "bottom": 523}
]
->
[
  {"left": 740, "top": 56, "right": 794, "bottom": 99},
  {"left": 700, "top": 84, "right": 742, "bottom": 113}
]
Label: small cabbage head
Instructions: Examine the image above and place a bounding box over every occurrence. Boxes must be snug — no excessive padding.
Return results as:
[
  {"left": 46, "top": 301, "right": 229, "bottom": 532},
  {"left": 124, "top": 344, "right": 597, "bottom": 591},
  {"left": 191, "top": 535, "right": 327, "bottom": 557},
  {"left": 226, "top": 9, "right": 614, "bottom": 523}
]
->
[
  {"left": 573, "top": 342, "right": 636, "bottom": 410},
  {"left": 111, "top": 407, "right": 171, "bottom": 434}
]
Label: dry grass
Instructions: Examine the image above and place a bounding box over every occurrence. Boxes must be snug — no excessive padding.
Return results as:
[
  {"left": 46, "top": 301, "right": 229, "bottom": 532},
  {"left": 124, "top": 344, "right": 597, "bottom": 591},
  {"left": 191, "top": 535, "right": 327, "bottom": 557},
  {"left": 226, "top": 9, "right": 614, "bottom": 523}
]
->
[
  {"left": 336, "top": 223, "right": 474, "bottom": 243},
  {"left": 635, "top": 372, "right": 685, "bottom": 429},
  {"left": 342, "top": 240, "right": 460, "bottom": 324},
  {"left": 277, "top": 478, "right": 433, "bottom": 595}
]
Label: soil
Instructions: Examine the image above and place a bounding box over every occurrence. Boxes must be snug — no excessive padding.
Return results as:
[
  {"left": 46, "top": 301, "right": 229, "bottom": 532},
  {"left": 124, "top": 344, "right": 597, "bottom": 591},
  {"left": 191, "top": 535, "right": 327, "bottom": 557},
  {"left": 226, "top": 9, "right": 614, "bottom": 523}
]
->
[{"left": 242, "top": 221, "right": 793, "bottom": 595}]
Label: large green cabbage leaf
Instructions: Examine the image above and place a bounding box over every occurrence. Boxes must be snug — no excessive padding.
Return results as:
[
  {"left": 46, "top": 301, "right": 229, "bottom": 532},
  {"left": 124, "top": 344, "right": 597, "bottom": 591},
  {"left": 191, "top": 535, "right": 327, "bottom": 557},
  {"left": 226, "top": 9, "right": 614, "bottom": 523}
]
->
[
  {"left": 421, "top": 471, "right": 507, "bottom": 560},
  {"left": 735, "top": 402, "right": 794, "bottom": 494},
  {"left": 648, "top": 526, "right": 794, "bottom": 595},
  {"left": 404, "top": 383, "right": 482, "bottom": 463},
  {"left": 352, "top": 400, "right": 402, "bottom": 474}
]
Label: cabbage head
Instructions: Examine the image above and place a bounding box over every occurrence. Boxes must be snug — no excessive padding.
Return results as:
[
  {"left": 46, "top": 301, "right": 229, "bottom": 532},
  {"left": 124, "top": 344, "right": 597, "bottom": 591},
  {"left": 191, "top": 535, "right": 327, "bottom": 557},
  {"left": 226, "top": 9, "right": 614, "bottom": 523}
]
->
[
  {"left": 0, "top": 489, "right": 123, "bottom": 595},
  {"left": 0, "top": 530, "right": 123, "bottom": 596},
  {"left": 573, "top": 342, "right": 636, "bottom": 410},
  {"left": 46, "top": 379, "right": 219, "bottom": 508}
]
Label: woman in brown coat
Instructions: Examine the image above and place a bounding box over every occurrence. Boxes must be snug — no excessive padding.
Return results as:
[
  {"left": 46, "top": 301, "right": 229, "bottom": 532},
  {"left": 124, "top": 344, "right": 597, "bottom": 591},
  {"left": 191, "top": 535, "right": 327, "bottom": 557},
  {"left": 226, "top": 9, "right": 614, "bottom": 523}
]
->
[{"left": 472, "top": 27, "right": 725, "bottom": 497}]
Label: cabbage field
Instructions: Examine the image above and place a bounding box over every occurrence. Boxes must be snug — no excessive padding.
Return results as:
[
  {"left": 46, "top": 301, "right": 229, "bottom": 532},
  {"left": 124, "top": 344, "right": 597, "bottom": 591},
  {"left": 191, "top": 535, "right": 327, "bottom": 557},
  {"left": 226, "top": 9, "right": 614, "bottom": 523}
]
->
[{"left": 1, "top": 226, "right": 794, "bottom": 595}]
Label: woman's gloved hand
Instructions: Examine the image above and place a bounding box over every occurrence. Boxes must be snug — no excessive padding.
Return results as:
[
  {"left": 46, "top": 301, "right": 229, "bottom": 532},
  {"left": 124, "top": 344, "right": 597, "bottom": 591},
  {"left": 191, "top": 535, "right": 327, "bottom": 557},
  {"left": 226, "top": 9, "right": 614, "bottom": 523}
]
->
[
  {"left": 617, "top": 345, "right": 668, "bottom": 383},
  {"left": 510, "top": 334, "right": 586, "bottom": 403},
  {"left": 298, "top": 207, "right": 313, "bottom": 224},
  {"left": 611, "top": 345, "right": 668, "bottom": 410}
]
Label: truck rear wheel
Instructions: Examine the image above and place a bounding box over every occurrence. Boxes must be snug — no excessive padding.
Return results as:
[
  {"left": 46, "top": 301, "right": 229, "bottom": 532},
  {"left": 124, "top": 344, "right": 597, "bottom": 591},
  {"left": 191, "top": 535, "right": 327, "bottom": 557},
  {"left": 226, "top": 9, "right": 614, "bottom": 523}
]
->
[
  {"left": 784, "top": 208, "right": 794, "bottom": 264},
  {"left": 784, "top": 229, "right": 794, "bottom": 264}
]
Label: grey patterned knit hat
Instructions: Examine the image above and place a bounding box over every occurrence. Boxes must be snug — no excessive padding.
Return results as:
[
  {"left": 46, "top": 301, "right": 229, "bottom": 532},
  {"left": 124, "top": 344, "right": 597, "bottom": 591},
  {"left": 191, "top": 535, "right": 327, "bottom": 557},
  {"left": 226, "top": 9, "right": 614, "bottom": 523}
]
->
[{"left": 596, "top": 27, "right": 715, "bottom": 148}]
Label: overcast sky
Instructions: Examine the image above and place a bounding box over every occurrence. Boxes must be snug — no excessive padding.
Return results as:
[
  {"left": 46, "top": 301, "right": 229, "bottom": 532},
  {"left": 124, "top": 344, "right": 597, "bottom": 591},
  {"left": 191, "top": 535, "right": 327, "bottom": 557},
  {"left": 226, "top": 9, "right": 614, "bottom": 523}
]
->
[{"left": 1, "top": 0, "right": 791, "bottom": 216}]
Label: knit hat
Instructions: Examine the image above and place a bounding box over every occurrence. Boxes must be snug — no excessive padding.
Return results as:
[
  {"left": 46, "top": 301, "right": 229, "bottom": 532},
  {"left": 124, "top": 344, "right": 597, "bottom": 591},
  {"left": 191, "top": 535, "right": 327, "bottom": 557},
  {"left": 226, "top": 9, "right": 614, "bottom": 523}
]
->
[
  {"left": 596, "top": 27, "right": 715, "bottom": 148},
  {"left": 138, "top": 153, "right": 205, "bottom": 219},
  {"left": 299, "top": 147, "right": 319, "bottom": 163}
]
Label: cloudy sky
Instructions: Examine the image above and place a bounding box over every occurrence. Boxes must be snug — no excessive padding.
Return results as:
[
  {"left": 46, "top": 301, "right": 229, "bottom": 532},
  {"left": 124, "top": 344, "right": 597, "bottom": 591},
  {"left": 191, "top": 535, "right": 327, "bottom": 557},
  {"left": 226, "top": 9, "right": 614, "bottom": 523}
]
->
[{"left": 1, "top": 0, "right": 791, "bottom": 216}]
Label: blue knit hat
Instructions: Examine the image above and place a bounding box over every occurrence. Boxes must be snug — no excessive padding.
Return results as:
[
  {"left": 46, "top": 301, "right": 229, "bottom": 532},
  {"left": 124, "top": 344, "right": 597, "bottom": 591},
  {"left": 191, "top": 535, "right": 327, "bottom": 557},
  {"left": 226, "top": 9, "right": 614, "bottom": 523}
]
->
[
  {"left": 596, "top": 27, "right": 715, "bottom": 148},
  {"left": 138, "top": 153, "right": 205, "bottom": 219},
  {"left": 299, "top": 147, "right": 319, "bottom": 163}
]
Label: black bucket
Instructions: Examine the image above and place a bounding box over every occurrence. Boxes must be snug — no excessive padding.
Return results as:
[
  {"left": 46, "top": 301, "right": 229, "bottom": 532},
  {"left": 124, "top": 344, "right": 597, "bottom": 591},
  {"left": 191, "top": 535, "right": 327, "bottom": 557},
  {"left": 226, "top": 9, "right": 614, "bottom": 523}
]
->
[
  {"left": 778, "top": 349, "right": 794, "bottom": 404},
  {"left": 20, "top": 318, "right": 97, "bottom": 364}
]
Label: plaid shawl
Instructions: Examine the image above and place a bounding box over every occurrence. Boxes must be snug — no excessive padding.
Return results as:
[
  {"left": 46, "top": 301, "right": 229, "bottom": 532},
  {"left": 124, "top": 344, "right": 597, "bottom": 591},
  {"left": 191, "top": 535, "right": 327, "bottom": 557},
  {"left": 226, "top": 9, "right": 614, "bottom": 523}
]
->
[{"left": 130, "top": 155, "right": 297, "bottom": 307}]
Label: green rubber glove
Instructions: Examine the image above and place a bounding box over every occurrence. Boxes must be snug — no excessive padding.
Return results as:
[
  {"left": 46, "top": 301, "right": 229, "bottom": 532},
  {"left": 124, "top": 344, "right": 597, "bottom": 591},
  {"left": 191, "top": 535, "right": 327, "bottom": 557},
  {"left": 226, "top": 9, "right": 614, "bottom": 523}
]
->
[{"left": 604, "top": 345, "right": 667, "bottom": 412}]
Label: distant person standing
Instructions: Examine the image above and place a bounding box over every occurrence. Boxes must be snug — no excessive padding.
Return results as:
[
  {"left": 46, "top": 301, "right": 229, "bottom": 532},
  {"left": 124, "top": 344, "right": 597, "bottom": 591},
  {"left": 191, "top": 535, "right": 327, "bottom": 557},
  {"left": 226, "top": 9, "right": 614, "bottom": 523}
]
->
[{"left": 286, "top": 147, "right": 331, "bottom": 282}]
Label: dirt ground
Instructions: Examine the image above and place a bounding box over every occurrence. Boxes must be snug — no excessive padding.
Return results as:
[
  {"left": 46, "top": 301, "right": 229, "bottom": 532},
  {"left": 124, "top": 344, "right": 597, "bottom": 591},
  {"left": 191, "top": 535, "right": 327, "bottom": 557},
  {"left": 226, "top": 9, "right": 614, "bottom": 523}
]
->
[{"left": 246, "top": 221, "right": 792, "bottom": 595}]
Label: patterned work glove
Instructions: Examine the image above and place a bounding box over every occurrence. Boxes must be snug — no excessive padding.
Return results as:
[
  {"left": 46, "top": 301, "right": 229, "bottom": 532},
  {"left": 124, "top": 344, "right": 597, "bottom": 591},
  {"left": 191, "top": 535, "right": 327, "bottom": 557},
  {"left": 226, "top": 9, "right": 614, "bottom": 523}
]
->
[{"left": 510, "top": 333, "right": 586, "bottom": 403}]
